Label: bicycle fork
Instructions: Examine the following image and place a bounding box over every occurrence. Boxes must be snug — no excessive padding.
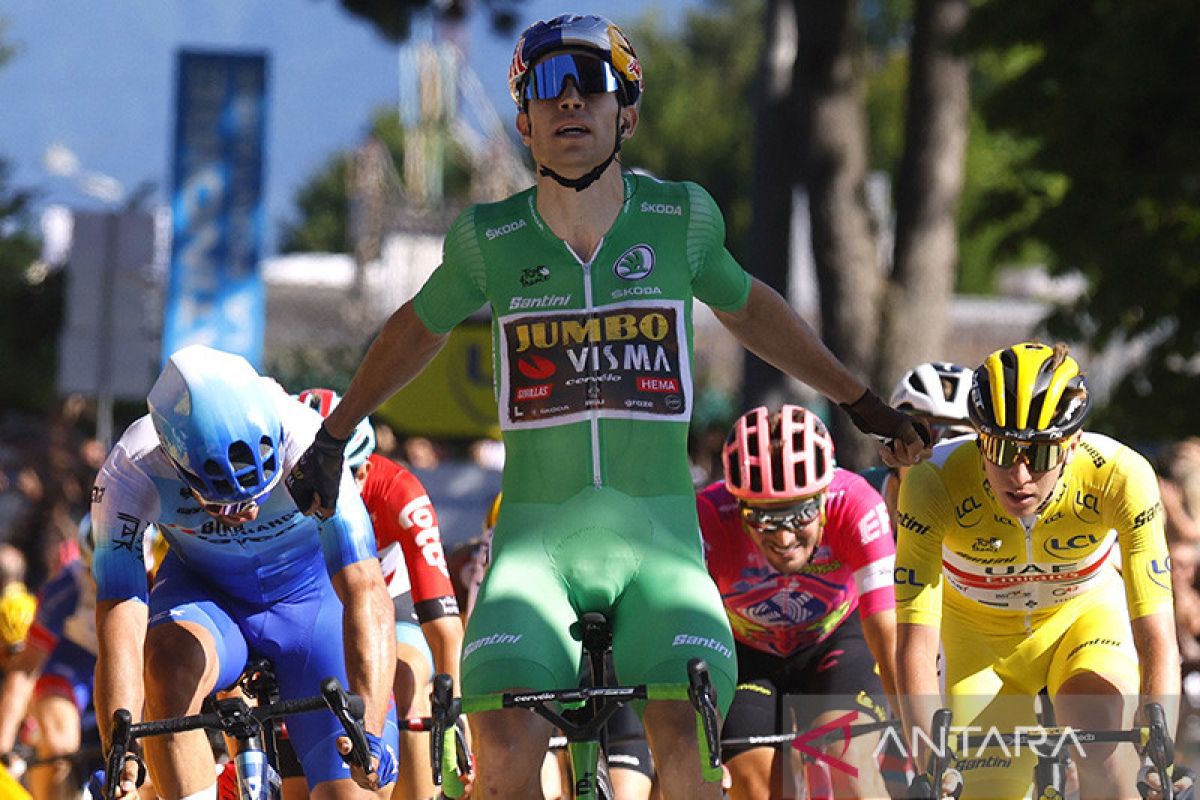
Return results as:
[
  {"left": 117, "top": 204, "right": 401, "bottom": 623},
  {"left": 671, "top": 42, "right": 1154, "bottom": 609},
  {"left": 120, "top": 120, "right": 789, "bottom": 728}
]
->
[
  {"left": 232, "top": 735, "right": 282, "bottom": 800},
  {"left": 218, "top": 697, "right": 282, "bottom": 800}
]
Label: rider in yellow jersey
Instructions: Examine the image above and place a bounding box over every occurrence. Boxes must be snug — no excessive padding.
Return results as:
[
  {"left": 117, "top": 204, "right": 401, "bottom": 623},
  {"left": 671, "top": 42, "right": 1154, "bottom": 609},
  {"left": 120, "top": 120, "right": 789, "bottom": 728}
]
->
[{"left": 895, "top": 342, "right": 1181, "bottom": 800}]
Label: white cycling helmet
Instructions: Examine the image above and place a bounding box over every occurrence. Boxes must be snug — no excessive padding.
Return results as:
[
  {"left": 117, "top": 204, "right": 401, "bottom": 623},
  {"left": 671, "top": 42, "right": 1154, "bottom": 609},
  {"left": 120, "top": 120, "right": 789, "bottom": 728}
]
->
[
  {"left": 149, "top": 345, "right": 285, "bottom": 506},
  {"left": 890, "top": 362, "right": 973, "bottom": 435}
]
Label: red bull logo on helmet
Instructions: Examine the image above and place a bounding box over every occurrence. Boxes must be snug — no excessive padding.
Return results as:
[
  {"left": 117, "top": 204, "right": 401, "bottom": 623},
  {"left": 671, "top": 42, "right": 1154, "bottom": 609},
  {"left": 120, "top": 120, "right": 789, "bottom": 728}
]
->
[{"left": 608, "top": 24, "right": 641, "bottom": 83}]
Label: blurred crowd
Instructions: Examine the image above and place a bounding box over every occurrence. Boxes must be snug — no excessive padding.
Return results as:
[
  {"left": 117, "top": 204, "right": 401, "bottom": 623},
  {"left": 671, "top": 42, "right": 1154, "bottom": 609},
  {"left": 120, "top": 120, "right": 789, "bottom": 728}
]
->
[
  {"left": 0, "top": 397, "right": 105, "bottom": 596},
  {"left": 1159, "top": 438, "right": 1200, "bottom": 669}
]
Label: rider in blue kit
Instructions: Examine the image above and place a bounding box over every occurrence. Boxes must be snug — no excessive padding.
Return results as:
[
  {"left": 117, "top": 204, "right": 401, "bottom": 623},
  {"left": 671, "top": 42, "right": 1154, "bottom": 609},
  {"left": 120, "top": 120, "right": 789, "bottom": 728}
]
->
[{"left": 90, "top": 345, "right": 398, "bottom": 800}]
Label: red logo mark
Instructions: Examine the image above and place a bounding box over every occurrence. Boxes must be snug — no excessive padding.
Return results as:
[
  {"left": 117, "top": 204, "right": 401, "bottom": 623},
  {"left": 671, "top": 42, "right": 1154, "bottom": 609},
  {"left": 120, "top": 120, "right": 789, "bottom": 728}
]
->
[
  {"left": 636, "top": 376, "right": 680, "bottom": 393},
  {"left": 791, "top": 711, "right": 860, "bottom": 777},
  {"left": 518, "top": 355, "right": 556, "bottom": 380},
  {"left": 516, "top": 385, "right": 552, "bottom": 401}
]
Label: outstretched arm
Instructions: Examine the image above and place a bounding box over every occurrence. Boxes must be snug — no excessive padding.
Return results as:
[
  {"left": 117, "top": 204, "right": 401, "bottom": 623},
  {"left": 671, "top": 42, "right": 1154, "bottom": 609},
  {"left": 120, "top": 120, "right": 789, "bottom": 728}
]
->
[
  {"left": 861, "top": 608, "right": 899, "bottom": 706},
  {"left": 422, "top": 615, "right": 464, "bottom": 692},
  {"left": 94, "top": 598, "right": 148, "bottom": 799},
  {"left": 711, "top": 277, "right": 866, "bottom": 404},
  {"left": 324, "top": 301, "right": 450, "bottom": 440},
  {"left": 289, "top": 302, "right": 451, "bottom": 518},
  {"left": 712, "top": 278, "right": 928, "bottom": 465}
]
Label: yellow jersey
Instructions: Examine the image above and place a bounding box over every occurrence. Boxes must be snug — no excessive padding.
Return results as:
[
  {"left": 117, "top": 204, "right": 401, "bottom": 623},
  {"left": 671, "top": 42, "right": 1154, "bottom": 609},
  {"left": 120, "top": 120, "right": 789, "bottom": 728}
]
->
[{"left": 895, "top": 433, "right": 1172, "bottom": 633}]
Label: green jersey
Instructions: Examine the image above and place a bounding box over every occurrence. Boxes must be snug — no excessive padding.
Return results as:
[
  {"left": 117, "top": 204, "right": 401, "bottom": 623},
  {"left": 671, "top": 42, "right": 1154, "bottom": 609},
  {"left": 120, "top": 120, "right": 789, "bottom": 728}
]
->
[
  {"left": 414, "top": 173, "right": 751, "bottom": 504},
  {"left": 416, "top": 173, "right": 746, "bottom": 709}
]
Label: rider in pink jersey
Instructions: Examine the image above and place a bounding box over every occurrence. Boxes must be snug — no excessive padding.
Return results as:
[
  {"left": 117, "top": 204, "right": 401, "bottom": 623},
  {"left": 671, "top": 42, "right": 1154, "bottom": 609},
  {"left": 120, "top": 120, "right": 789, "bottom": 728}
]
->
[
  {"left": 697, "top": 404, "right": 898, "bottom": 800},
  {"left": 701, "top": 469, "right": 894, "bottom": 658}
]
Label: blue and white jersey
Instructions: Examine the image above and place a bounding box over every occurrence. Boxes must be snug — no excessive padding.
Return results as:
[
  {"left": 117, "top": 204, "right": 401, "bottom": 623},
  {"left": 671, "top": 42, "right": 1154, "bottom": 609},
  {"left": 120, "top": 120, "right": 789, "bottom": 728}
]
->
[{"left": 90, "top": 380, "right": 381, "bottom": 605}]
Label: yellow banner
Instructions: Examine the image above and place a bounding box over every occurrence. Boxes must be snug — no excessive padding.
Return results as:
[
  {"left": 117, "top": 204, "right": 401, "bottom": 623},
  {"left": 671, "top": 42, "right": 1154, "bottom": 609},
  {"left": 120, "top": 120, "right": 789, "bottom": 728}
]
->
[{"left": 376, "top": 318, "right": 500, "bottom": 440}]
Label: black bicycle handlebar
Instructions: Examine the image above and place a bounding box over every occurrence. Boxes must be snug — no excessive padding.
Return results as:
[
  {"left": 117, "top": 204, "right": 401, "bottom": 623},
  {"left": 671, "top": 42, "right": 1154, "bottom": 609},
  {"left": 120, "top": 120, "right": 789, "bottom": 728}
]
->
[
  {"left": 103, "top": 677, "right": 368, "bottom": 798},
  {"left": 919, "top": 702, "right": 1180, "bottom": 800},
  {"left": 687, "top": 658, "right": 723, "bottom": 772},
  {"left": 430, "top": 672, "right": 458, "bottom": 787},
  {"left": 103, "top": 708, "right": 134, "bottom": 800},
  {"left": 720, "top": 717, "right": 898, "bottom": 749},
  {"left": 321, "top": 677, "right": 372, "bottom": 775},
  {"left": 1142, "top": 702, "right": 1175, "bottom": 800}
]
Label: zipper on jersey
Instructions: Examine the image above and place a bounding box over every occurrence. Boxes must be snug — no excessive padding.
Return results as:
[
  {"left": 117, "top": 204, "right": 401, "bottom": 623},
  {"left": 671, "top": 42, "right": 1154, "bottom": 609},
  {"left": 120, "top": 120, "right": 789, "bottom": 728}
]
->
[
  {"left": 1022, "top": 520, "right": 1035, "bottom": 634},
  {"left": 579, "top": 246, "right": 603, "bottom": 488}
]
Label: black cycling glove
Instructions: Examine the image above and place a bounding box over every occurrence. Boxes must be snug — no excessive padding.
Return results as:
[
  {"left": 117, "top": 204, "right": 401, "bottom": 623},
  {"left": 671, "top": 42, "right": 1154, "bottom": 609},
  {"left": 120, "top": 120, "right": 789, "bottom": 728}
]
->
[
  {"left": 286, "top": 424, "right": 349, "bottom": 518},
  {"left": 841, "top": 388, "right": 932, "bottom": 447},
  {"left": 908, "top": 768, "right": 963, "bottom": 799},
  {"left": 1138, "top": 761, "right": 1196, "bottom": 800}
]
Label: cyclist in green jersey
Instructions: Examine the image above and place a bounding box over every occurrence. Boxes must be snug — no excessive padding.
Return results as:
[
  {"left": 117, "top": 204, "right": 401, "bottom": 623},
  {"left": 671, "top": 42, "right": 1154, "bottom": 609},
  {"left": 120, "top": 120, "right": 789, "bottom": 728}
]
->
[{"left": 287, "top": 14, "right": 928, "bottom": 798}]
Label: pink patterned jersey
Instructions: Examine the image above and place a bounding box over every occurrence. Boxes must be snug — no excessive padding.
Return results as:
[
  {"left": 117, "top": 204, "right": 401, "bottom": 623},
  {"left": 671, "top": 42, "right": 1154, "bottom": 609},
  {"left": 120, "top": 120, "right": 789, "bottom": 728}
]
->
[{"left": 698, "top": 469, "right": 895, "bottom": 657}]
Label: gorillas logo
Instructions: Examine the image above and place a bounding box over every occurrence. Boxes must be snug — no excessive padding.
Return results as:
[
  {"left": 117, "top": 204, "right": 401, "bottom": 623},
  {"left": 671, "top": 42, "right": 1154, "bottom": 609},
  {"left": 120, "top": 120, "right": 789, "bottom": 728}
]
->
[
  {"left": 613, "top": 245, "right": 654, "bottom": 280},
  {"left": 517, "top": 354, "right": 556, "bottom": 380}
]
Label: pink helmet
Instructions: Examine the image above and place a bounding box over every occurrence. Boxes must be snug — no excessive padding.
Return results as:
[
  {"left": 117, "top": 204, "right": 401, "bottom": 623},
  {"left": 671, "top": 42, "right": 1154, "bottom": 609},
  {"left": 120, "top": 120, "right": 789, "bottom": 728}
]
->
[{"left": 722, "top": 405, "right": 836, "bottom": 501}]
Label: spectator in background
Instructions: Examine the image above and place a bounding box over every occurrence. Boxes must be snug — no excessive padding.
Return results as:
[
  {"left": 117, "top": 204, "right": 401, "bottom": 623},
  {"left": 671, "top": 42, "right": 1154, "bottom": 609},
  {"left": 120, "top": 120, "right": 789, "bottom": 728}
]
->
[
  {"left": 688, "top": 388, "right": 736, "bottom": 488},
  {"left": 1162, "top": 438, "right": 1200, "bottom": 533},
  {"left": 403, "top": 437, "right": 443, "bottom": 471},
  {"left": 0, "top": 545, "right": 27, "bottom": 591},
  {"left": 1158, "top": 439, "right": 1200, "bottom": 668},
  {"left": 372, "top": 423, "right": 401, "bottom": 461},
  {"left": 0, "top": 516, "right": 102, "bottom": 800},
  {"left": 0, "top": 398, "right": 105, "bottom": 592}
]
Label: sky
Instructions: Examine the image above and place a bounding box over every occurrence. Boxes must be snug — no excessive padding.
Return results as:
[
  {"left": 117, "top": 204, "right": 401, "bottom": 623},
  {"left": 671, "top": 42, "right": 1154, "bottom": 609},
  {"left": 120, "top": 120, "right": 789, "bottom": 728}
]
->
[{"left": 0, "top": 1, "right": 692, "bottom": 254}]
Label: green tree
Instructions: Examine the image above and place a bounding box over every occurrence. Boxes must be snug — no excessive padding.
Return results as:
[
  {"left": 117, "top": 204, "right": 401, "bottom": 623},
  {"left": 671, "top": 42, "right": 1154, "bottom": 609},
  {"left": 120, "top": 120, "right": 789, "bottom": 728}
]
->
[
  {"left": 0, "top": 167, "right": 57, "bottom": 414},
  {"left": 336, "top": 0, "right": 521, "bottom": 43},
  {"left": 966, "top": 0, "right": 1200, "bottom": 439},
  {"left": 864, "top": 32, "right": 1036, "bottom": 294},
  {"left": 278, "top": 110, "right": 471, "bottom": 254},
  {"left": 622, "top": 0, "right": 763, "bottom": 261},
  {"left": 0, "top": 27, "right": 55, "bottom": 413},
  {"left": 278, "top": 150, "right": 351, "bottom": 254}
]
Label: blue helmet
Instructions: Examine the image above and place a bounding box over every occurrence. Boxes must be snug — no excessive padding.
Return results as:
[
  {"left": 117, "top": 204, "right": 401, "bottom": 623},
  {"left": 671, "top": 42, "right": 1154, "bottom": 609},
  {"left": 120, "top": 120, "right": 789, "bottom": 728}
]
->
[
  {"left": 148, "top": 345, "right": 285, "bottom": 504},
  {"left": 508, "top": 14, "right": 643, "bottom": 108}
]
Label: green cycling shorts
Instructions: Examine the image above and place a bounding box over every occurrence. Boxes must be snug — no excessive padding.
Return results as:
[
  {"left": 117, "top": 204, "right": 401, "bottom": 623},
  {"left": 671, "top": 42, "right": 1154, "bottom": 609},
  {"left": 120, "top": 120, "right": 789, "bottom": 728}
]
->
[{"left": 461, "top": 485, "right": 736, "bottom": 715}]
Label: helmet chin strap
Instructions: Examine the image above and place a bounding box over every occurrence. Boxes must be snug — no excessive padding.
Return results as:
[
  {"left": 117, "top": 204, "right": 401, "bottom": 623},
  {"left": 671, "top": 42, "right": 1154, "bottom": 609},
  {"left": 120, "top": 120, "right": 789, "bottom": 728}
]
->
[{"left": 536, "top": 110, "right": 623, "bottom": 192}]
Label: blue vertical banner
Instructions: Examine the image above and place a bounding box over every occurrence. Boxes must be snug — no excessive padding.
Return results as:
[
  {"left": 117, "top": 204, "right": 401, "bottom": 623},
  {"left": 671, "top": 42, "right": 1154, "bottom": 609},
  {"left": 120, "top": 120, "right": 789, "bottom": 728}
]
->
[{"left": 163, "top": 50, "right": 269, "bottom": 367}]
